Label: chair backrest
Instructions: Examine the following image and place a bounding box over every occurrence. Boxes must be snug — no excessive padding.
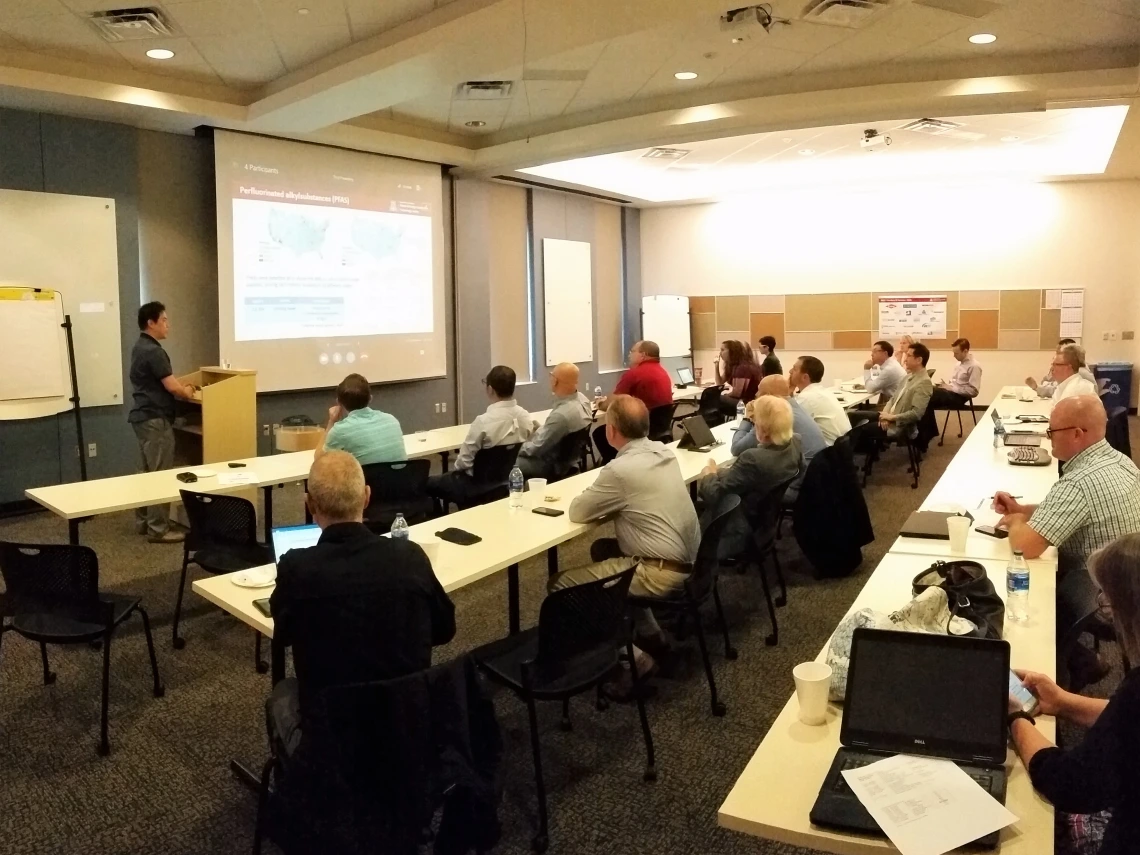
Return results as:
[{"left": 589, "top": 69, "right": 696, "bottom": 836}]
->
[
  {"left": 1056, "top": 567, "right": 1103, "bottom": 687},
  {"left": 0, "top": 541, "right": 103, "bottom": 619},
  {"left": 743, "top": 476, "right": 797, "bottom": 550},
  {"left": 179, "top": 489, "right": 260, "bottom": 550},
  {"left": 648, "top": 403, "right": 678, "bottom": 441},
  {"left": 688, "top": 494, "right": 741, "bottom": 600},
  {"left": 471, "top": 442, "right": 521, "bottom": 485},
  {"left": 534, "top": 566, "right": 635, "bottom": 667},
  {"left": 926, "top": 368, "right": 936, "bottom": 378},
  {"left": 697, "top": 386, "right": 725, "bottom": 426},
  {"left": 361, "top": 459, "right": 431, "bottom": 506},
  {"left": 550, "top": 427, "right": 590, "bottom": 479},
  {"left": 1106, "top": 406, "right": 1131, "bottom": 459}
]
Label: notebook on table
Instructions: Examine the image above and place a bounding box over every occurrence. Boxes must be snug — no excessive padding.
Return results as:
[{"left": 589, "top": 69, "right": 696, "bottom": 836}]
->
[{"left": 809, "top": 628, "right": 1010, "bottom": 849}]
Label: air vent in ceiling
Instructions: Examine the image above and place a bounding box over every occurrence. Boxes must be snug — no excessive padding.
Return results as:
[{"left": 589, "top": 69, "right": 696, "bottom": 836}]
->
[
  {"left": 88, "top": 7, "right": 174, "bottom": 41},
  {"left": 898, "top": 118, "right": 965, "bottom": 135},
  {"left": 455, "top": 81, "right": 514, "bottom": 100},
  {"left": 642, "top": 147, "right": 691, "bottom": 161},
  {"left": 801, "top": 0, "right": 893, "bottom": 28}
]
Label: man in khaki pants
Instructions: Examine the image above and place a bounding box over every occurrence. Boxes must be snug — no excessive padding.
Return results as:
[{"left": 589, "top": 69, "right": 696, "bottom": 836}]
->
[{"left": 128, "top": 301, "right": 198, "bottom": 543}]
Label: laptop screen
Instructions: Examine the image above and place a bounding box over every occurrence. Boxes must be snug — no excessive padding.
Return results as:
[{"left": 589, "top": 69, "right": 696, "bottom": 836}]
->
[
  {"left": 271, "top": 524, "right": 322, "bottom": 562},
  {"left": 677, "top": 366, "right": 694, "bottom": 386},
  {"left": 842, "top": 628, "right": 1008, "bottom": 764}
]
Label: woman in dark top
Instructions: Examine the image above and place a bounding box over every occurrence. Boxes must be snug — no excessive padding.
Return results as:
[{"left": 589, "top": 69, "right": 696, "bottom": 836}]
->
[
  {"left": 758, "top": 335, "right": 782, "bottom": 378},
  {"left": 1009, "top": 533, "right": 1140, "bottom": 854},
  {"left": 716, "top": 340, "right": 761, "bottom": 417}
]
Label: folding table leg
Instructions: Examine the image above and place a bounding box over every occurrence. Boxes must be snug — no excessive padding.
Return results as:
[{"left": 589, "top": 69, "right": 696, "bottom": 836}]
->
[{"left": 508, "top": 563, "right": 520, "bottom": 634}]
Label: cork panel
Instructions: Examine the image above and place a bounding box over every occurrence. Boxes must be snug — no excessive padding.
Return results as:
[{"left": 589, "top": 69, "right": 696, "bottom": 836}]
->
[
  {"left": 749, "top": 295, "right": 785, "bottom": 313},
  {"left": 786, "top": 293, "right": 872, "bottom": 332},
  {"left": 959, "top": 310, "right": 999, "bottom": 350},
  {"left": 999, "top": 329, "right": 1042, "bottom": 350},
  {"left": 999, "top": 289, "right": 1042, "bottom": 330},
  {"left": 1039, "top": 309, "right": 1061, "bottom": 350},
  {"left": 833, "top": 330, "right": 873, "bottom": 350},
  {"left": 716, "top": 330, "right": 750, "bottom": 348},
  {"left": 959, "top": 290, "right": 1000, "bottom": 311},
  {"left": 749, "top": 313, "right": 784, "bottom": 348},
  {"left": 784, "top": 331, "right": 834, "bottom": 352},
  {"left": 874, "top": 291, "right": 960, "bottom": 334},
  {"left": 691, "top": 313, "right": 717, "bottom": 350},
  {"left": 689, "top": 296, "right": 715, "bottom": 313},
  {"left": 716, "top": 296, "right": 750, "bottom": 331}
]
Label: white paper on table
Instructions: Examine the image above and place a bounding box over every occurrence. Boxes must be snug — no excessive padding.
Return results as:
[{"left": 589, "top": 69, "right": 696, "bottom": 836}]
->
[
  {"left": 218, "top": 471, "right": 258, "bottom": 486},
  {"left": 841, "top": 754, "right": 1017, "bottom": 855},
  {"left": 1044, "top": 290, "right": 1062, "bottom": 310}
]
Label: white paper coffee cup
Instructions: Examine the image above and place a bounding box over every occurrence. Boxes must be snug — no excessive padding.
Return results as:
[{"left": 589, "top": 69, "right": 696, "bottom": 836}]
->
[{"left": 793, "top": 661, "right": 832, "bottom": 725}]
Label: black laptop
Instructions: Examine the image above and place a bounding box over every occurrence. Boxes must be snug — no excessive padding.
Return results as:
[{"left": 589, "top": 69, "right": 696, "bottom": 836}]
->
[
  {"left": 990, "top": 409, "right": 1043, "bottom": 447},
  {"left": 676, "top": 414, "right": 723, "bottom": 451},
  {"left": 810, "top": 628, "right": 1010, "bottom": 849},
  {"left": 675, "top": 366, "right": 695, "bottom": 388},
  {"left": 899, "top": 509, "right": 972, "bottom": 540}
]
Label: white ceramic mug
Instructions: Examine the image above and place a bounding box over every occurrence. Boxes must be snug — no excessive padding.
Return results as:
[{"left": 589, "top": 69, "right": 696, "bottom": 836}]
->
[
  {"left": 793, "top": 661, "right": 832, "bottom": 726},
  {"left": 527, "top": 478, "right": 548, "bottom": 508},
  {"left": 947, "top": 514, "right": 971, "bottom": 554}
]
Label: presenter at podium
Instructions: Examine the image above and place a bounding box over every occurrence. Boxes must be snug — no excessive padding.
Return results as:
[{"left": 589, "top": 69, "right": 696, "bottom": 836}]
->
[{"left": 128, "top": 301, "right": 198, "bottom": 544}]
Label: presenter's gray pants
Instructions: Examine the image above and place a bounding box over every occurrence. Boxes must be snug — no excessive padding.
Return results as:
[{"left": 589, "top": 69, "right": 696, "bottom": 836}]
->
[{"left": 132, "top": 417, "right": 175, "bottom": 536}]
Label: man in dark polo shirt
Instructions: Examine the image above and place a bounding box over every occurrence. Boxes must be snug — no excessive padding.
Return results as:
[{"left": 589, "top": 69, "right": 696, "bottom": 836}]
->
[
  {"left": 129, "top": 301, "right": 198, "bottom": 543},
  {"left": 593, "top": 340, "right": 673, "bottom": 463}
]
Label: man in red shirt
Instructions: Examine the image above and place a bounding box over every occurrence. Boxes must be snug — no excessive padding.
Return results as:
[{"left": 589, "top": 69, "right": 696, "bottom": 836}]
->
[{"left": 593, "top": 340, "right": 673, "bottom": 462}]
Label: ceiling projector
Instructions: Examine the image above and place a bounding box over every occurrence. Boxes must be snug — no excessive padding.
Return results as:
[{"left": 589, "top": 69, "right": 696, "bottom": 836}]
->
[{"left": 861, "top": 129, "right": 891, "bottom": 150}]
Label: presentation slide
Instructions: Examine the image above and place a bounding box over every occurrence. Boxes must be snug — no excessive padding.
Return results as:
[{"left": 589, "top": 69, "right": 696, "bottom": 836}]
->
[{"left": 215, "top": 130, "right": 447, "bottom": 392}]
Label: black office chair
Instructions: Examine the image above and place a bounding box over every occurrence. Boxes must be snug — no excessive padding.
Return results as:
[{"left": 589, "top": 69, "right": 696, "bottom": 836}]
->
[
  {"left": 361, "top": 459, "right": 433, "bottom": 533},
  {"left": 648, "top": 403, "right": 679, "bottom": 443},
  {"left": 0, "top": 541, "right": 164, "bottom": 755},
  {"left": 471, "top": 566, "right": 654, "bottom": 852},
  {"left": 673, "top": 386, "right": 725, "bottom": 428},
  {"left": 457, "top": 442, "right": 522, "bottom": 510},
  {"left": 177, "top": 490, "right": 274, "bottom": 671},
  {"left": 548, "top": 427, "right": 590, "bottom": 482},
  {"left": 630, "top": 494, "right": 739, "bottom": 717},
  {"left": 740, "top": 476, "right": 796, "bottom": 646},
  {"left": 938, "top": 395, "right": 977, "bottom": 446},
  {"left": 1105, "top": 406, "right": 1131, "bottom": 459},
  {"left": 1056, "top": 567, "right": 1114, "bottom": 691}
]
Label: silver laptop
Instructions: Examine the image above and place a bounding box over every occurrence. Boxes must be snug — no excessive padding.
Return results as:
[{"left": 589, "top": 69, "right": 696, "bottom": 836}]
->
[
  {"left": 271, "top": 523, "right": 322, "bottom": 562},
  {"left": 676, "top": 366, "right": 695, "bottom": 387}
]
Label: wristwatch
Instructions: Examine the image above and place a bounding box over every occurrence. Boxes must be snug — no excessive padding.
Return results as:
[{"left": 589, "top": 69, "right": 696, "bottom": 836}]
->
[{"left": 1007, "top": 710, "right": 1036, "bottom": 728}]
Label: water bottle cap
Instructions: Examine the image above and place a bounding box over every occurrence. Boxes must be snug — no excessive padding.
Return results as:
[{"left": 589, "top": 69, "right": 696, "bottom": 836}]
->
[{"left": 1012, "top": 549, "right": 1023, "bottom": 556}]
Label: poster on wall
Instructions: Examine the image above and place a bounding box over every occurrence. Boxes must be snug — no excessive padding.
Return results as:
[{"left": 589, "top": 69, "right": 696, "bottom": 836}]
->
[{"left": 878, "top": 295, "right": 948, "bottom": 340}]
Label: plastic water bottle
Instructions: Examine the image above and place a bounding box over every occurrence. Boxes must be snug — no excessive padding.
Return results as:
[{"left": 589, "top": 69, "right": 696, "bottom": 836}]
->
[
  {"left": 390, "top": 513, "right": 409, "bottom": 539},
  {"left": 1006, "top": 550, "right": 1030, "bottom": 623},
  {"left": 993, "top": 418, "right": 1005, "bottom": 449},
  {"left": 508, "top": 466, "right": 525, "bottom": 509},
  {"left": 736, "top": 399, "right": 746, "bottom": 421}
]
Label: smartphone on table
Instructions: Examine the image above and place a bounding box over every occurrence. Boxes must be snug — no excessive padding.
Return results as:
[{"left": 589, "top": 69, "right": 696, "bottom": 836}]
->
[{"left": 975, "top": 524, "right": 1008, "bottom": 539}]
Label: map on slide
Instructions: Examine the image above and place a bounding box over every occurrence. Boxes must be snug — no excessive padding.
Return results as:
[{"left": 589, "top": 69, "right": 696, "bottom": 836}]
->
[{"left": 233, "top": 198, "right": 433, "bottom": 342}]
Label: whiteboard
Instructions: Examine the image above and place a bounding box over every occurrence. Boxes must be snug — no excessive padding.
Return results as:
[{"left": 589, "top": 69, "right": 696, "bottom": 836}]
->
[
  {"left": 0, "top": 291, "right": 67, "bottom": 407},
  {"left": 0, "top": 190, "right": 122, "bottom": 411},
  {"left": 543, "top": 238, "right": 593, "bottom": 366},
  {"left": 878, "top": 295, "right": 948, "bottom": 339},
  {"left": 642, "top": 295, "right": 691, "bottom": 357}
]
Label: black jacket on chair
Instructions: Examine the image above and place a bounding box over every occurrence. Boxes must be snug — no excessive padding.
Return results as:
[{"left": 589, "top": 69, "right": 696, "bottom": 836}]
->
[{"left": 792, "top": 439, "right": 874, "bottom": 578}]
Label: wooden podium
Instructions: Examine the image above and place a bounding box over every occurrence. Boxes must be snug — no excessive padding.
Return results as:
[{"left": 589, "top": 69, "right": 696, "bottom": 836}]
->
[{"left": 174, "top": 367, "right": 257, "bottom": 465}]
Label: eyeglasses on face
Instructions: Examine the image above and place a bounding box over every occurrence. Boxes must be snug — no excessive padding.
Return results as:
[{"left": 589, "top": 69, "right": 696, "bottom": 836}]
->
[{"left": 1045, "top": 426, "right": 1079, "bottom": 439}]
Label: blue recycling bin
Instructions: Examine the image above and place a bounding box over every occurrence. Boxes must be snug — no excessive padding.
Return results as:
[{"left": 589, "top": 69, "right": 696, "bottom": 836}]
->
[{"left": 1093, "top": 362, "right": 1132, "bottom": 413}]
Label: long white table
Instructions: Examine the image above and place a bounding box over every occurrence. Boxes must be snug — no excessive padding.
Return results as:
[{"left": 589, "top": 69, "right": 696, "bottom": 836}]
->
[{"left": 718, "top": 386, "right": 1061, "bottom": 853}]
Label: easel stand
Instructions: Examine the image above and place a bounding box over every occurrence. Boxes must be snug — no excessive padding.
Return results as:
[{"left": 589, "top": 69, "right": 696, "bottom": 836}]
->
[{"left": 62, "top": 313, "right": 87, "bottom": 481}]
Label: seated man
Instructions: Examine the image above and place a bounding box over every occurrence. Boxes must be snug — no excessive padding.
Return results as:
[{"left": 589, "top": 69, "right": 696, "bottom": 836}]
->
[
  {"left": 428, "top": 365, "right": 535, "bottom": 509},
  {"left": 593, "top": 340, "right": 673, "bottom": 463},
  {"left": 731, "top": 374, "right": 823, "bottom": 503},
  {"left": 699, "top": 396, "right": 802, "bottom": 557},
  {"left": 517, "top": 362, "right": 591, "bottom": 479},
  {"left": 1026, "top": 338, "right": 1088, "bottom": 397},
  {"left": 551, "top": 395, "right": 700, "bottom": 686},
  {"left": 877, "top": 342, "right": 934, "bottom": 440},
  {"left": 316, "top": 373, "right": 406, "bottom": 465},
  {"left": 266, "top": 451, "right": 456, "bottom": 768},
  {"left": 862, "top": 340, "right": 906, "bottom": 403},
  {"left": 789, "top": 355, "right": 851, "bottom": 445},
  {"left": 1049, "top": 343, "right": 1098, "bottom": 406},
  {"left": 930, "top": 338, "right": 982, "bottom": 411}
]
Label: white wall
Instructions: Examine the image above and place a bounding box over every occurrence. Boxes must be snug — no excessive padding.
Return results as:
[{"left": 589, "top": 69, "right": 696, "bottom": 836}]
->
[{"left": 641, "top": 179, "right": 1140, "bottom": 404}]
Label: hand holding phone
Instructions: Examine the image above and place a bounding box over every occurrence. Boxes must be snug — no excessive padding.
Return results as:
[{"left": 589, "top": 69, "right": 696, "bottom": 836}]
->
[{"left": 1009, "top": 670, "right": 1040, "bottom": 715}]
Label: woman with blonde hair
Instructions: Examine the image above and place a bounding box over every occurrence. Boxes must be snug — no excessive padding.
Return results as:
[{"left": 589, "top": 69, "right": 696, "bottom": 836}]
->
[
  {"left": 895, "top": 334, "right": 915, "bottom": 366},
  {"left": 1009, "top": 533, "right": 1140, "bottom": 854}
]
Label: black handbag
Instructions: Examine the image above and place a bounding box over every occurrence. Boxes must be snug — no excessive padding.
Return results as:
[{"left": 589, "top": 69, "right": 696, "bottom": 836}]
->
[{"left": 912, "top": 560, "right": 1005, "bottom": 640}]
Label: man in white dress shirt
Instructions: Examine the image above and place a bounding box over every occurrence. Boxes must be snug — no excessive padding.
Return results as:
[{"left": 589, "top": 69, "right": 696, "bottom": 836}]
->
[
  {"left": 862, "top": 340, "right": 906, "bottom": 403},
  {"left": 1051, "top": 343, "right": 1098, "bottom": 407},
  {"left": 789, "top": 355, "right": 851, "bottom": 446}
]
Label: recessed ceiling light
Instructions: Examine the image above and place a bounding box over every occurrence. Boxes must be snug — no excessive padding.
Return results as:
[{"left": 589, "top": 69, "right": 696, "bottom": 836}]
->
[
  {"left": 146, "top": 48, "right": 175, "bottom": 60},
  {"left": 465, "top": 120, "right": 486, "bottom": 128},
  {"left": 969, "top": 33, "right": 997, "bottom": 44},
  {"left": 674, "top": 71, "right": 698, "bottom": 80},
  {"left": 798, "top": 149, "right": 815, "bottom": 156},
  {"left": 1001, "top": 135, "right": 1020, "bottom": 142},
  {"left": 731, "top": 36, "right": 746, "bottom": 44}
]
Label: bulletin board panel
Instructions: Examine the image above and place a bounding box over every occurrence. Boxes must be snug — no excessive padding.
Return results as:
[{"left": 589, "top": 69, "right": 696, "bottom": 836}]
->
[
  {"left": 642, "top": 295, "right": 691, "bottom": 357},
  {"left": 542, "top": 238, "right": 593, "bottom": 366},
  {"left": 689, "top": 289, "right": 1083, "bottom": 353}
]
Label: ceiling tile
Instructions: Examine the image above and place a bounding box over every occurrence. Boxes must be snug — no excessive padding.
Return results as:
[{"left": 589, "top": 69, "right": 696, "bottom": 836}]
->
[
  {"left": 1074, "top": 0, "right": 1140, "bottom": 17},
  {"left": 193, "top": 33, "right": 286, "bottom": 87},
  {"left": 271, "top": 22, "right": 352, "bottom": 70},
  {"left": 11, "top": 0, "right": 80, "bottom": 19},
  {"left": 262, "top": 0, "right": 349, "bottom": 32},
  {"left": 110, "top": 35, "right": 224, "bottom": 85},
  {"left": 565, "top": 28, "right": 681, "bottom": 113},
  {"left": 525, "top": 41, "right": 607, "bottom": 75},
  {"left": 0, "top": 11, "right": 127, "bottom": 64},
  {"left": 633, "top": 40, "right": 743, "bottom": 99},
  {"left": 391, "top": 94, "right": 452, "bottom": 126},
  {"left": 760, "top": 18, "right": 859, "bottom": 55},
  {"left": 163, "top": 1, "right": 266, "bottom": 38},
  {"left": 712, "top": 42, "right": 814, "bottom": 86},
  {"left": 344, "top": 0, "right": 433, "bottom": 41},
  {"left": 976, "top": 0, "right": 1140, "bottom": 48},
  {"left": 898, "top": 21, "right": 1084, "bottom": 63}
]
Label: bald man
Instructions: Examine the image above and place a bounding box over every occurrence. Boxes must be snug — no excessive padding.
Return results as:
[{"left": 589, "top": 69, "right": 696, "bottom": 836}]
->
[
  {"left": 517, "top": 362, "right": 592, "bottom": 479},
  {"left": 995, "top": 396, "right": 1140, "bottom": 574},
  {"left": 731, "top": 374, "right": 825, "bottom": 488}
]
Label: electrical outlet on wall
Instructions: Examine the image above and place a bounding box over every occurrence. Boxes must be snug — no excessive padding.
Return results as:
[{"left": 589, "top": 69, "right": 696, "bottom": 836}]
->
[
  {"left": 1110, "top": 331, "right": 1119, "bottom": 341},
  {"left": 1103, "top": 332, "right": 1111, "bottom": 341},
  {"left": 442, "top": 402, "right": 447, "bottom": 413},
  {"left": 434, "top": 403, "right": 441, "bottom": 414},
  {"left": 87, "top": 443, "right": 97, "bottom": 458},
  {"left": 262, "top": 424, "right": 270, "bottom": 436},
  {"left": 1123, "top": 331, "right": 1135, "bottom": 341}
]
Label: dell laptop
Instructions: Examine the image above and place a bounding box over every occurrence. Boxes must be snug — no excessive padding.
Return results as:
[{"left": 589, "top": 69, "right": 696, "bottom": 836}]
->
[
  {"left": 810, "top": 628, "right": 1010, "bottom": 849},
  {"left": 271, "top": 523, "right": 322, "bottom": 562},
  {"left": 677, "top": 414, "right": 723, "bottom": 452},
  {"left": 676, "top": 366, "right": 695, "bottom": 388},
  {"left": 990, "top": 409, "right": 1043, "bottom": 447}
]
